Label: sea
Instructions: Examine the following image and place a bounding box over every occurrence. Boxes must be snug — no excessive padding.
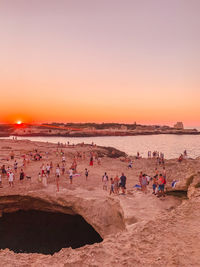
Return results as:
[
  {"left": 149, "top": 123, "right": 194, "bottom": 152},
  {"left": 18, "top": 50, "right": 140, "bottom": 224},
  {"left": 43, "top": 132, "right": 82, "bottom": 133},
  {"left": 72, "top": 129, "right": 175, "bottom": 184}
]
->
[{"left": 2, "top": 133, "right": 200, "bottom": 159}]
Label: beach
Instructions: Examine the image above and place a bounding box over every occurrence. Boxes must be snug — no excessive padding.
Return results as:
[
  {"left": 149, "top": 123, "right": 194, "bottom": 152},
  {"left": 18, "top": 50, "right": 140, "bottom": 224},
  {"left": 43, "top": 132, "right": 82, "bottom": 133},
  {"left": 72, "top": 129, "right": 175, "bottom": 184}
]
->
[{"left": 0, "top": 138, "right": 200, "bottom": 266}]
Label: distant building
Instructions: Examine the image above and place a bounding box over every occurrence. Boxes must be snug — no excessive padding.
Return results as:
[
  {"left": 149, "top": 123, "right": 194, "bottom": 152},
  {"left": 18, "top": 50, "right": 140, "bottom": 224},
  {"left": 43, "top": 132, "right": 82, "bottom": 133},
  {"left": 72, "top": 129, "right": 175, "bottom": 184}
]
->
[
  {"left": 174, "top": 122, "right": 184, "bottom": 129},
  {"left": 120, "top": 125, "right": 127, "bottom": 131}
]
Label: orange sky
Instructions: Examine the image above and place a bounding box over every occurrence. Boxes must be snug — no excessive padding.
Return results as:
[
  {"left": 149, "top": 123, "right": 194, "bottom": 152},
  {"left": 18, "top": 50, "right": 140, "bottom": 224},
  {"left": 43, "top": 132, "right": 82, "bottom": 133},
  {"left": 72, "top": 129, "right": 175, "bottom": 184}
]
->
[{"left": 0, "top": 0, "right": 200, "bottom": 126}]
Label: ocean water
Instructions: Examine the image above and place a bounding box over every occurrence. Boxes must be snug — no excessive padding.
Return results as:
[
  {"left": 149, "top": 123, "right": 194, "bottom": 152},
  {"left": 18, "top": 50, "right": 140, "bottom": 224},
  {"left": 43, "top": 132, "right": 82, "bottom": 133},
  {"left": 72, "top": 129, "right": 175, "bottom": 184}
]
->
[{"left": 2, "top": 134, "right": 200, "bottom": 159}]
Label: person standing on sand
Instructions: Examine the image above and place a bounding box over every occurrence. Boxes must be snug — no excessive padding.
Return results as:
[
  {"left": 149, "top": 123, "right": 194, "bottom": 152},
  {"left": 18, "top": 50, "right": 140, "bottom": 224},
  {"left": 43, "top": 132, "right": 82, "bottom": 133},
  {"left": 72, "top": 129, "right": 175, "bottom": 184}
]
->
[
  {"left": 41, "top": 164, "right": 45, "bottom": 177},
  {"left": 69, "top": 168, "right": 73, "bottom": 184},
  {"left": 119, "top": 173, "right": 126, "bottom": 194},
  {"left": 102, "top": 172, "right": 108, "bottom": 190},
  {"left": 14, "top": 160, "right": 18, "bottom": 173},
  {"left": 55, "top": 165, "right": 60, "bottom": 192},
  {"left": 1, "top": 165, "right": 6, "bottom": 176},
  {"left": 85, "top": 168, "right": 89, "bottom": 180},
  {"left": 0, "top": 174, "right": 2, "bottom": 188},
  {"left": 62, "top": 155, "right": 66, "bottom": 163},
  {"left": 46, "top": 164, "right": 51, "bottom": 177},
  {"left": 141, "top": 174, "right": 148, "bottom": 193},
  {"left": 8, "top": 171, "right": 14, "bottom": 187},
  {"left": 10, "top": 151, "right": 15, "bottom": 160},
  {"left": 42, "top": 171, "right": 47, "bottom": 187},
  {"left": 157, "top": 174, "right": 165, "bottom": 197},
  {"left": 152, "top": 175, "right": 158, "bottom": 194},
  {"left": 61, "top": 163, "right": 65, "bottom": 175},
  {"left": 109, "top": 178, "right": 115, "bottom": 195},
  {"left": 97, "top": 157, "right": 101, "bottom": 165},
  {"left": 50, "top": 161, "right": 53, "bottom": 170},
  {"left": 155, "top": 168, "right": 158, "bottom": 176},
  {"left": 19, "top": 169, "right": 25, "bottom": 182},
  {"left": 89, "top": 156, "right": 93, "bottom": 166},
  {"left": 139, "top": 171, "right": 143, "bottom": 187},
  {"left": 114, "top": 175, "right": 119, "bottom": 194}
]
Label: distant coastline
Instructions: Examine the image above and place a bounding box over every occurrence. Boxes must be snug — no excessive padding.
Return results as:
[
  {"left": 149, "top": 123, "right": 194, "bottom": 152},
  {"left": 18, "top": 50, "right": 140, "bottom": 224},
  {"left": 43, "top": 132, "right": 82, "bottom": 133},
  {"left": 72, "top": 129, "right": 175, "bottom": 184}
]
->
[{"left": 0, "top": 122, "right": 199, "bottom": 138}]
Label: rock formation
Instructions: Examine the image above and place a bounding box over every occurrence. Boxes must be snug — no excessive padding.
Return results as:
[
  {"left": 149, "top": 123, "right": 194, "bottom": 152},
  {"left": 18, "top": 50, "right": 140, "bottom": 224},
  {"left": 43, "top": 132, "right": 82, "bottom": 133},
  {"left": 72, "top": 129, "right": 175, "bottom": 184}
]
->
[{"left": 0, "top": 139, "right": 200, "bottom": 266}]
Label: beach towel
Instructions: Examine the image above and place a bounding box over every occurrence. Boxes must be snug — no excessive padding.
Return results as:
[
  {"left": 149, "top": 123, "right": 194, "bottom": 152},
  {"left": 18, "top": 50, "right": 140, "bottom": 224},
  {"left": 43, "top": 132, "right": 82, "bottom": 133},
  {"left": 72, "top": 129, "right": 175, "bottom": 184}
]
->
[
  {"left": 133, "top": 184, "right": 141, "bottom": 188},
  {"left": 171, "top": 180, "right": 179, "bottom": 188}
]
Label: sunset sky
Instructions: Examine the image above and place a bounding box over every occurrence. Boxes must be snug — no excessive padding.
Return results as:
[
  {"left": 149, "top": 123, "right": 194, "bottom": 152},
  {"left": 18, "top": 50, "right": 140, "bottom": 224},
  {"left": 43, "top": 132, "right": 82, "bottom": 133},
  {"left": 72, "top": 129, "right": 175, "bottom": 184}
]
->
[{"left": 0, "top": 0, "right": 200, "bottom": 126}]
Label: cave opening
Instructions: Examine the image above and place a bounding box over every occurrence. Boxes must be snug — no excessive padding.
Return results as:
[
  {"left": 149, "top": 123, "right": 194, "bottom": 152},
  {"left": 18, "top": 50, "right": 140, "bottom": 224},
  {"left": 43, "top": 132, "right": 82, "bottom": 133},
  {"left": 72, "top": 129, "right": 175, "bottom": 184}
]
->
[{"left": 0, "top": 210, "right": 103, "bottom": 255}]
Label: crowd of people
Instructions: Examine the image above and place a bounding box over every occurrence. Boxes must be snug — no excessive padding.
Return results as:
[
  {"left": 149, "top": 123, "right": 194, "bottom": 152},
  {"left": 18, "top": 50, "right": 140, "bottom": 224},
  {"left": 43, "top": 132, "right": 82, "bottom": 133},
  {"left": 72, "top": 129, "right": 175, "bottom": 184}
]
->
[
  {"left": 137, "top": 167, "right": 167, "bottom": 197},
  {"left": 102, "top": 172, "right": 127, "bottom": 195},
  {"left": 0, "top": 143, "right": 189, "bottom": 199}
]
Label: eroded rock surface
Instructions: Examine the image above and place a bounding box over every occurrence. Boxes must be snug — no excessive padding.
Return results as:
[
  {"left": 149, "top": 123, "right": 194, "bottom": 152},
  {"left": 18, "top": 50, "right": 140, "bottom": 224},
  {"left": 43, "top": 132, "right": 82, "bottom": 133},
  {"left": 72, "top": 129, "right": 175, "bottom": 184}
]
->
[{"left": 0, "top": 139, "right": 200, "bottom": 266}]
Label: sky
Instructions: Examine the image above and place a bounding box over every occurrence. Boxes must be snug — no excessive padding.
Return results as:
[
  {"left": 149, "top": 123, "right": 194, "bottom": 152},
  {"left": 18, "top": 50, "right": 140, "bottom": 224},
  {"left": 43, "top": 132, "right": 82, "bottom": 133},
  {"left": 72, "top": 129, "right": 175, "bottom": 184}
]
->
[{"left": 0, "top": 0, "right": 200, "bottom": 126}]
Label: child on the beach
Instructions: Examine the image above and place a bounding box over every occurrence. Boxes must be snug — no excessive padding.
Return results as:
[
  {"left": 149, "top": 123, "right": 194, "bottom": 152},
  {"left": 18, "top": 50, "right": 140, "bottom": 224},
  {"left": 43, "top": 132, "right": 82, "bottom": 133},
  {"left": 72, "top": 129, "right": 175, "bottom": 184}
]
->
[{"left": 114, "top": 175, "right": 119, "bottom": 194}]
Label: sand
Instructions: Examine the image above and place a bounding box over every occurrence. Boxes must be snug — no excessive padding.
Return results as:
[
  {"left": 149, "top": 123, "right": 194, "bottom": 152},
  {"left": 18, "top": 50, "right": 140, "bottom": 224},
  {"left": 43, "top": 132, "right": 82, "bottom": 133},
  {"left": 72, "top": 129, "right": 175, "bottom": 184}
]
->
[{"left": 0, "top": 138, "right": 200, "bottom": 266}]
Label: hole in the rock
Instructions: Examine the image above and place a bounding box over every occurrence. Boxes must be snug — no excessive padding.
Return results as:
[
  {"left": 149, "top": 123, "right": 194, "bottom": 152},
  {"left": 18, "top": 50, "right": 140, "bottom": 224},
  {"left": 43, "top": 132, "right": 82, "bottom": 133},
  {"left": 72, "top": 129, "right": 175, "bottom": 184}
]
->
[
  {"left": 166, "top": 190, "right": 188, "bottom": 199},
  {"left": 0, "top": 210, "right": 103, "bottom": 255}
]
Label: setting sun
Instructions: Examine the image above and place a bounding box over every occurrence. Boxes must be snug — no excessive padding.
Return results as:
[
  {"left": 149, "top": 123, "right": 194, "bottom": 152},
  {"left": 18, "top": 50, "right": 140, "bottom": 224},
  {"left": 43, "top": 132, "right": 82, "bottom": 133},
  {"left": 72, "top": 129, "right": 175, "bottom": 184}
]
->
[{"left": 16, "top": 120, "right": 22, "bottom": 125}]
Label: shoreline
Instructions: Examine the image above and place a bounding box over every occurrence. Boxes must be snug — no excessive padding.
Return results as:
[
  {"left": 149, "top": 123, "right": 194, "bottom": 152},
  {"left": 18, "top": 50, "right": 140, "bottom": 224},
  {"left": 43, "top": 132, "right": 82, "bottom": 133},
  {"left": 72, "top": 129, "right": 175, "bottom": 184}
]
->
[{"left": 5, "top": 130, "right": 200, "bottom": 138}]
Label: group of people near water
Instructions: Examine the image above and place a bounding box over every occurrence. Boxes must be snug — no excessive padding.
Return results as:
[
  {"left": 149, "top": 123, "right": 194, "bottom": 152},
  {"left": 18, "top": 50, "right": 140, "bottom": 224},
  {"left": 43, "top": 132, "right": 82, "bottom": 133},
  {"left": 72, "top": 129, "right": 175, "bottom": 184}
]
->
[
  {"left": 137, "top": 167, "right": 167, "bottom": 197},
  {"left": 0, "top": 142, "right": 189, "bottom": 199}
]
